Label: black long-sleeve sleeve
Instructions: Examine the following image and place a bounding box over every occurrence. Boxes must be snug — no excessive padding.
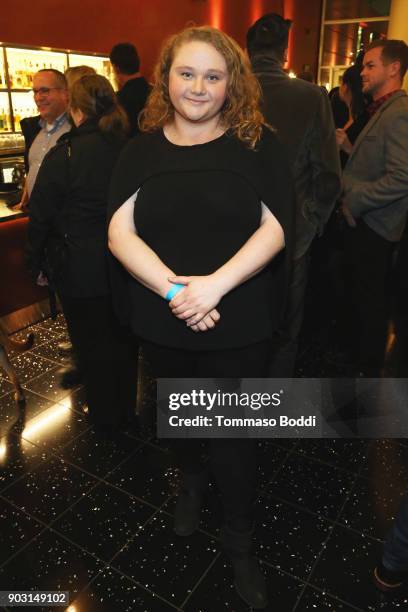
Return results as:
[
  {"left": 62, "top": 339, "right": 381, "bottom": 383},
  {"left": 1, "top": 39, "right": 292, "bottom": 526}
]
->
[{"left": 26, "top": 144, "right": 67, "bottom": 280}]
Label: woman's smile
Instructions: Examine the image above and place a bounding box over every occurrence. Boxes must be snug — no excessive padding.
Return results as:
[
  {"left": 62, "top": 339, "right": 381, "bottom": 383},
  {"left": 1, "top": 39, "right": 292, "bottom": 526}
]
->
[{"left": 185, "top": 97, "right": 208, "bottom": 104}]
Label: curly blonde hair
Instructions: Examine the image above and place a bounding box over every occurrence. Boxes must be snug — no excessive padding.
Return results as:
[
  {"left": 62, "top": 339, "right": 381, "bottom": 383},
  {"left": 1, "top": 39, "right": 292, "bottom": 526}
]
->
[{"left": 140, "top": 26, "right": 265, "bottom": 149}]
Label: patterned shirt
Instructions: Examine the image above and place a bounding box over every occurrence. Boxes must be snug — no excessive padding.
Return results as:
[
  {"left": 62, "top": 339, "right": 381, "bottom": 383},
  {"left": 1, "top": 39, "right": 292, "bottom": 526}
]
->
[{"left": 367, "top": 89, "right": 402, "bottom": 118}]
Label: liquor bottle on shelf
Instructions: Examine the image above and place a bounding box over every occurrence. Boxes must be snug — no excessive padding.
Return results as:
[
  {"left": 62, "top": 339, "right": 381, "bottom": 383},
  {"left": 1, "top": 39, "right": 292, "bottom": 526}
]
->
[
  {"left": 27, "top": 61, "right": 34, "bottom": 87},
  {"left": 0, "top": 108, "right": 10, "bottom": 131},
  {"left": 19, "top": 60, "right": 25, "bottom": 87},
  {"left": 22, "top": 60, "right": 27, "bottom": 87},
  {"left": 23, "top": 60, "right": 30, "bottom": 88},
  {"left": 15, "top": 68, "right": 22, "bottom": 87},
  {"left": 14, "top": 109, "right": 21, "bottom": 127}
]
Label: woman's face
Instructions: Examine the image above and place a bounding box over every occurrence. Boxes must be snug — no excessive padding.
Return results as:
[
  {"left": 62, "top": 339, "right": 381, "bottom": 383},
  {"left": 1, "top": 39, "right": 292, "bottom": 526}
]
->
[{"left": 168, "top": 41, "right": 228, "bottom": 126}]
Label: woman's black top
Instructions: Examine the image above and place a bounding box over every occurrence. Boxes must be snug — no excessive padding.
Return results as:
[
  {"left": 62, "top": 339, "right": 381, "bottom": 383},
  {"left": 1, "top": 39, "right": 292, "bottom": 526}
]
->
[
  {"left": 28, "top": 119, "right": 126, "bottom": 297},
  {"left": 340, "top": 111, "right": 369, "bottom": 169},
  {"left": 108, "top": 128, "right": 294, "bottom": 351}
]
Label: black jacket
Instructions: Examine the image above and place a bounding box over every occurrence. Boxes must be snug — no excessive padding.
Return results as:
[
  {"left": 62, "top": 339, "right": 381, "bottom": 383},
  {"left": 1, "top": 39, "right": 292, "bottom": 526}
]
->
[
  {"left": 251, "top": 54, "right": 341, "bottom": 259},
  {"left": 27, "top": 119, "right": 127, "bottom": 297},
  {"left": 117, "top": 76, "right": 150, "bottom": 137},
  {"left": 20, "top": 115, "right": 41, "bottom": 172}
]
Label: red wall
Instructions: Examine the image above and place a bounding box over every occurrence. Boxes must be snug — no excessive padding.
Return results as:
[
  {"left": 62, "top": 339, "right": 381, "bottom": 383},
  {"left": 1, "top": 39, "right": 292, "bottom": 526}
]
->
[{"left": 3, "top": 0, "right": 321, "bottom": 78}]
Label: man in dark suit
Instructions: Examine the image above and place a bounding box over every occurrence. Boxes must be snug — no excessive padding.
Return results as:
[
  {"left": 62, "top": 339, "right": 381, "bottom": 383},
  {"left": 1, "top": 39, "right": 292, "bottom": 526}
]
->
[
  {"left": 247, "top": 13, "right": 341, "bottom": 376},
  {"left": 109, "top": 43, "right": 150, "bottom": 137}
]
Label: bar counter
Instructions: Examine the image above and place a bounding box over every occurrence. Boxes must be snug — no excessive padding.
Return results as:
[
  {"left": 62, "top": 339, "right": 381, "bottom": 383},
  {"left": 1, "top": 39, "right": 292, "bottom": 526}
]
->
[{"left": 0, "top": 212, "right": 48, "bottom": 331}]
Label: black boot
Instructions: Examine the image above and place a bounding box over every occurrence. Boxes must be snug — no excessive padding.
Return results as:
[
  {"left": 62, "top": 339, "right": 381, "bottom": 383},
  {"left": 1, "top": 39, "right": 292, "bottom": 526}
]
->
[
  {"left": 57, "top": 340, "right": 74, "bottom": 356},
  {"left": 221, "top": 524, "right": 268, "bottom": 609},
  {"left": 174, "top": 469, "right": 209, "bottom": 537},
  {"left": 58, "top": 363, "right": 83, "bottom": 389}
]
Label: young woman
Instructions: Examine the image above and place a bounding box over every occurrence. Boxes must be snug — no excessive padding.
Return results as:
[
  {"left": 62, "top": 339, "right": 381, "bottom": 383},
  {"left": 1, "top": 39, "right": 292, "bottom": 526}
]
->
[
  {"left": 336, "top": 64, "right": 369, "bottom": 168},
  {"left": 108, "top": 27, "right": 294, "bottom": 609},
  {"left": 27, "top": 75, "right": 138, "bottom": 432}
]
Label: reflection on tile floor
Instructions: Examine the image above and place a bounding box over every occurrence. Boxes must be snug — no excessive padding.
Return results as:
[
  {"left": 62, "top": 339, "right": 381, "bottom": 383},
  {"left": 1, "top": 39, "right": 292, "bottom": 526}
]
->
[{"left": 0, "top": 313, "right": 408, "bottom": 611}]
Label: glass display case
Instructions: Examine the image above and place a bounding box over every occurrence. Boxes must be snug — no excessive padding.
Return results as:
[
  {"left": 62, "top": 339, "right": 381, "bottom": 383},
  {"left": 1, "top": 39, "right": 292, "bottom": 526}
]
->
[
  {"left": 11, "top": 91, "right": 39, "bottom": 129},
  {"left": 0, "top": 92, "right": 12, "bottom": 131},
  {"left": 5, "top": 47, "right": 67, "bottom": 90},
  {"left": 69, "top": 53, "right": 115, "bottom": 86},
  {"left": 0, "top": 43, "right": 113, "bottom": 137},
  {"left": 0, "top": 43, "right": 114, "bottom": 223},
  {"left": 0, "top": 50, "right": 7, "bottom": 88}
]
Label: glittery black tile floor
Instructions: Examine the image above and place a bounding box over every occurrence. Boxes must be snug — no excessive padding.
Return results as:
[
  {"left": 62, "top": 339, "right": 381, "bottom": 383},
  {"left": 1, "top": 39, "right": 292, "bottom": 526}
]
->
[{"left": 1, "top": 313, "right": 408, "bottom": 612}]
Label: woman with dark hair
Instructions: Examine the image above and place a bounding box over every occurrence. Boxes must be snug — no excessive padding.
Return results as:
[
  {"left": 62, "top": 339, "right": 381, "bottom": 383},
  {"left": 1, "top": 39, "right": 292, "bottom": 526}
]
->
[
  {"left": 108, "top": 25, "right": 294, "bottom": 609},
  {"left": 336, "top": 64, "right": 369, "bottom": 168},
  {"left": 28, "top": 74, "right": 138, "bottom": 431}
]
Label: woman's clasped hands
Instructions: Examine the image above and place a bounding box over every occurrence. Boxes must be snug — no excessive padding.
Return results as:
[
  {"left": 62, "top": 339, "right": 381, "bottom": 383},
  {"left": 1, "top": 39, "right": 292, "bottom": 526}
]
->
[{"left": 168, "top": 274, "right": 224, "bottom": 333}]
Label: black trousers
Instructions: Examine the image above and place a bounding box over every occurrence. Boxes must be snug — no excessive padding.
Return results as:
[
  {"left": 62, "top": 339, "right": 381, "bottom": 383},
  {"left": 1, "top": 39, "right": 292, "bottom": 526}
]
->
[
  {"left": 394, "top": 231, "right": 408, "bottom": 348},
  {"left": 344, "top": 220, "right": 395, "bottom": 375},
  {"left": 59, "top": 293, "right": 138, "bottom": 425},
  {"left": 143, "top": 340, "right": 269, "bottom": 530}
]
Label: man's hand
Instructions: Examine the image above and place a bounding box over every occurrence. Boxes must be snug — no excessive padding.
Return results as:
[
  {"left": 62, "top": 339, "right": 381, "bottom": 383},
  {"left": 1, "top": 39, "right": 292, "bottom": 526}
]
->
[
  {"left": 11, "top": 201, "right": 28, "bottom": 213},
  {"left": 12, "top": 187, "right": 29, "bottom": 212},
  {"left": 341, "top": 201, "right": 357, "bottom": 228},
  {"left": 168, "top": 275, "right": 225, "bottom": 325}
]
